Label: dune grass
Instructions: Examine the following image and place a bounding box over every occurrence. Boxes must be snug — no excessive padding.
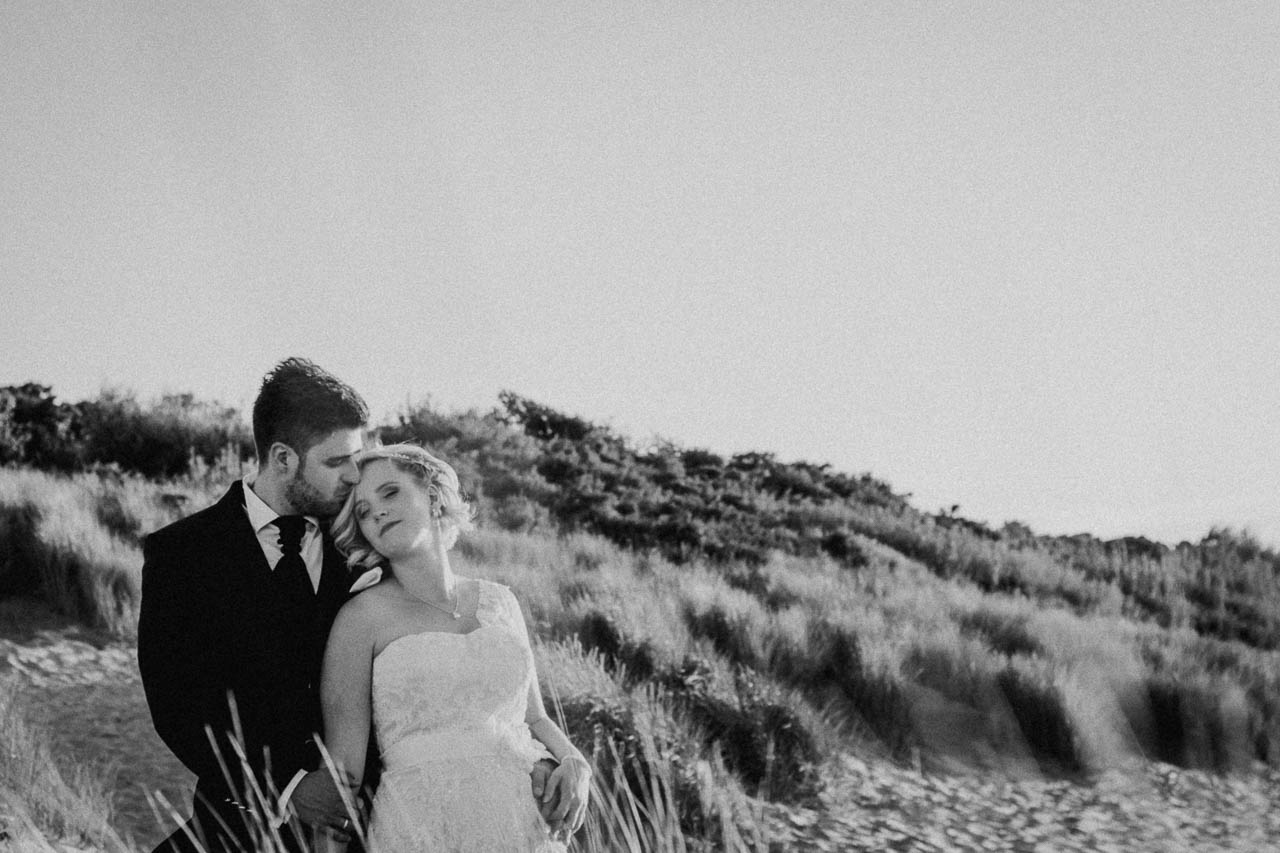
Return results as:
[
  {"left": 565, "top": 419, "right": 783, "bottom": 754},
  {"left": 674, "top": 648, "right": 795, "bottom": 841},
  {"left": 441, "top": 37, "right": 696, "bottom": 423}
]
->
[
  {"left": 2, "top": 666, "right": 765, "bottom": 852},
  {"left": 3, "top": 463, "right": 1279, "bottom": 848},
  {"left": 0, "top": 467, "right": 224, "bottom": 638},
  {"left": 0, "top": 675, "right": 129, "bottom": 852}
]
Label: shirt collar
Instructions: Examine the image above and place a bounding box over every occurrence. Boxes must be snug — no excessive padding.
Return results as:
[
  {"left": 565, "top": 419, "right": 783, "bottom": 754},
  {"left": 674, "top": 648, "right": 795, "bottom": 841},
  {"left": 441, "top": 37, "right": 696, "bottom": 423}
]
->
[{"left": 242, "top": 479, "right": 318, "bottom": 535}]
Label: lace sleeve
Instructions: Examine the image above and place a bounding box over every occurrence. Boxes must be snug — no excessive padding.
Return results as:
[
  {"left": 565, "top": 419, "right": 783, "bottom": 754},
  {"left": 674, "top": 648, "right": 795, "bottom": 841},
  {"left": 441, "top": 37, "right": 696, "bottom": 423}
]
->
[
  {"left": 489, "top": 583, "right": 556, "bottom": 763},
  {"left": 494, "top": 583, "right": 532, "bottom": 641}
]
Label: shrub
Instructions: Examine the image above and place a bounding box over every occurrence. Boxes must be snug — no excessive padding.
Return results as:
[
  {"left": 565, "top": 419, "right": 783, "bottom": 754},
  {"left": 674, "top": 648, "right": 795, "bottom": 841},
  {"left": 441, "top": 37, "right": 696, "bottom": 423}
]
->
[
  {"left": 77, "top": 390, "right": 253, "bottom": 479},
  {"left": 0, "top": 383, "right": 83, "bottom": 470}
]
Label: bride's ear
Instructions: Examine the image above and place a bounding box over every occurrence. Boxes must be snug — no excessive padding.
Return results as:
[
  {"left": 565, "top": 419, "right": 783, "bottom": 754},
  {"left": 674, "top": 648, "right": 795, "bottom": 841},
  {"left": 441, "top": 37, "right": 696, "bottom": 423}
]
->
[{"left": 427, "top": 488, "right": 445, "bottom": 519}]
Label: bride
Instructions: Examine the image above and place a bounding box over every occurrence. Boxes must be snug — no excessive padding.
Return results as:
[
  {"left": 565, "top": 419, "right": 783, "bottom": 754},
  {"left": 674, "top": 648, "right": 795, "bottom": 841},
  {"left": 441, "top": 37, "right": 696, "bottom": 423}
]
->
[{"left": 320, "top": 444, "right": 591, "bottom": 851}]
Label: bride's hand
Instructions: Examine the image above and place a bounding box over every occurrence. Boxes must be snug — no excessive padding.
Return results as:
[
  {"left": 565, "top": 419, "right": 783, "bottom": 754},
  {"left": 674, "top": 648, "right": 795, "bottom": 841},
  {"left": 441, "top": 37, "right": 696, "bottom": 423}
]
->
[{"left": 542, "top": 754, "right": 592, "bottom": 838}]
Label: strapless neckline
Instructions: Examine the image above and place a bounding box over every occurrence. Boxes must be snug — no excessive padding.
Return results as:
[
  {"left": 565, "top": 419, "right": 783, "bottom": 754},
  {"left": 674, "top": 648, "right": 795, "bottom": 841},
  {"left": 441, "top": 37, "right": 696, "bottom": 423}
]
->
[
  {"left": 374, "top": 622, "right": 498, "bottom": 663},
  {"left": 373, "top": 580, "right": 499, "bottom": 663}
]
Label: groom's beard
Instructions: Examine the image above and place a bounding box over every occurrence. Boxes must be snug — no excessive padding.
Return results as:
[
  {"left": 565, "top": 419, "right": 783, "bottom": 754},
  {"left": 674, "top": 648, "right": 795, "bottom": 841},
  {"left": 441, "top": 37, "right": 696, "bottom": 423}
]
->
[{"left": 285, "top": 467, "right": 344, "bottom": 518}]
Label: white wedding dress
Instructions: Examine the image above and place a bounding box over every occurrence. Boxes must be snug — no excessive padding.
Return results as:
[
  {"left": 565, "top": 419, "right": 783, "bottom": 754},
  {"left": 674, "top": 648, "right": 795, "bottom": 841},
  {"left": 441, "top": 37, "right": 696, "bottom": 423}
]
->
[{"left": 365, "top": 580, "right": 567, "bottom": 852}]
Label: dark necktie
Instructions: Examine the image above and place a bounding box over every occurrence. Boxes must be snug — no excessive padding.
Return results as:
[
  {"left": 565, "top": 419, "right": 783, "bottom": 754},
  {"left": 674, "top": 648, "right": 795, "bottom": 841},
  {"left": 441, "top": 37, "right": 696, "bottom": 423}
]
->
[{"left": 273, "top": 515, "right": 315, "bottom": 607}]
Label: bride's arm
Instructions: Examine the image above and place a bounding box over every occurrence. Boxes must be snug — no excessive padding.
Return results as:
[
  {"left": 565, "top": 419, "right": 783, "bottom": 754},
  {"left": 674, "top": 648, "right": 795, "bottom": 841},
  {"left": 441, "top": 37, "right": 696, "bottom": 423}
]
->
[
  {"left": 525, "top": 671, "right": 592, "bottom": 833},
  {"left": 503, "top": 585, "right": 590, "bottom": 833},
  {"left": 525, "top": 693, "right": 585, "bottom": 766},
  {"left": 320, "top": 598, "right": 376, "bottom": 801}
]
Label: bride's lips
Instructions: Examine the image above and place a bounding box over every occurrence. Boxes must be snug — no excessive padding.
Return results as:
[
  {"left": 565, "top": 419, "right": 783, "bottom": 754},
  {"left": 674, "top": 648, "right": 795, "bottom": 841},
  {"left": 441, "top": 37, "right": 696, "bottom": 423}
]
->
[{"left": 378, "top": 519, "right": 400, "bottom": 537}]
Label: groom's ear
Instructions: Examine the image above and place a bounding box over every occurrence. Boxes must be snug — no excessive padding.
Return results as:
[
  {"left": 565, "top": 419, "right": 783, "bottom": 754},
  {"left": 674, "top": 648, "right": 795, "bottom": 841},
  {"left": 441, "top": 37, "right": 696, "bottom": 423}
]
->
[{"left": 266, "top": 441, "right": 299, "bottom": 474}]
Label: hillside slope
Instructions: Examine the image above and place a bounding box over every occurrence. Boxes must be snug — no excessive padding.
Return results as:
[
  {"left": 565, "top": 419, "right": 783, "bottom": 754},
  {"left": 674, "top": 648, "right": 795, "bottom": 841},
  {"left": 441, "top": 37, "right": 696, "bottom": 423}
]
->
[{"left": 2, "top": 386, "right": 1279, "bottom": 849}]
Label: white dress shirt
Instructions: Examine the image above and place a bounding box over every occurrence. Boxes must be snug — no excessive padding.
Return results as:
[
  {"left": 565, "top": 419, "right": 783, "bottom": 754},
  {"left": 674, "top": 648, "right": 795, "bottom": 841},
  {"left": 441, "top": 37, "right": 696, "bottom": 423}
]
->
[
  {"left": 242, "top": 480, "right": 323, "bottom": 593},
  {"left": 241, "top": 481, "right": 332, "bottom": 820}
]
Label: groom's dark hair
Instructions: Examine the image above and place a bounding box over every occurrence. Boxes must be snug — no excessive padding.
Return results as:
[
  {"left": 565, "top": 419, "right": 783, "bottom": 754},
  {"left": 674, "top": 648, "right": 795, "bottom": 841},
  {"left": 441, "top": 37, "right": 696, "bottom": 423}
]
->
[{"left": 252, "top": 357, "right": 369, "bottom": 462}]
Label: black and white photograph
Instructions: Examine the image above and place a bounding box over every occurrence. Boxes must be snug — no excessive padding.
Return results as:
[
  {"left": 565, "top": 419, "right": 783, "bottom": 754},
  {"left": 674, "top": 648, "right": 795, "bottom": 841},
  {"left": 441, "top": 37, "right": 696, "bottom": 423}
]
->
[{"left": 2, "top": 2, "right": 1278, "bottom": 851}]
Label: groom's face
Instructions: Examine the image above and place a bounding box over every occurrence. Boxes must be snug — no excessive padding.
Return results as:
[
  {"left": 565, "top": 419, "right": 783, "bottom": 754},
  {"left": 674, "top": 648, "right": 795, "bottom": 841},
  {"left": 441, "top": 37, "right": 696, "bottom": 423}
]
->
[{"left": 285, "top": 427, "right": 364, "bottom": 517}]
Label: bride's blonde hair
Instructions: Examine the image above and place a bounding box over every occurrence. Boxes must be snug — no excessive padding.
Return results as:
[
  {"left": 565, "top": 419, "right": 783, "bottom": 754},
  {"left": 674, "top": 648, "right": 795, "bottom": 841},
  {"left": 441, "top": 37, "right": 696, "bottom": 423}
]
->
[{"left": 331, "top": 443, "right": 476, "bottom": 571}]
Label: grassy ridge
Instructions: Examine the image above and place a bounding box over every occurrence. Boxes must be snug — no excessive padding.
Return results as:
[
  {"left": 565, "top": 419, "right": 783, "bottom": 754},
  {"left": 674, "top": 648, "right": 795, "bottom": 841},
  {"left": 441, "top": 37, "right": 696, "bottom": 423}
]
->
[
  {"left": 384, "top": 394, "right": 1280, "bottom": 653},
  {"left": 2, "top": 390, "right": 1279, "bottom": 847},
  {"left": 2, "top": 470, "right": 1277, "bottom": 791}
]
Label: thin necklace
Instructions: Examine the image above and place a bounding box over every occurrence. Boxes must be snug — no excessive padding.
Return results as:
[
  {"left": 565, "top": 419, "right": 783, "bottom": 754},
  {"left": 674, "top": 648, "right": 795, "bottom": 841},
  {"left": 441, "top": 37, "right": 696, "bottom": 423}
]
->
[{"left": 408, "top": 587, "right": 461, "bottom": 620}]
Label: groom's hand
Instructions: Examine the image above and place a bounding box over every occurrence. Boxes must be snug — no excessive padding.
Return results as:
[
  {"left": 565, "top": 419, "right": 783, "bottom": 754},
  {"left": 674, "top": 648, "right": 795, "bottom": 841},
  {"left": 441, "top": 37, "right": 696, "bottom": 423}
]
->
[
  {"left": 529, "top": 758, "right": 561, "bottom": 828},
  {"left": 291, "top": 769, "right": 355, "bottom": 839}
]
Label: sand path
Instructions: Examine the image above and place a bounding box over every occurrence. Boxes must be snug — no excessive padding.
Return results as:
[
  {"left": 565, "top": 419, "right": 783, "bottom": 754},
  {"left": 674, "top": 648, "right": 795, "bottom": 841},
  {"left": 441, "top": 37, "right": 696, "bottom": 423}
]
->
[{"left": 1, "top": 601, "right": 193, "bottom": 851}]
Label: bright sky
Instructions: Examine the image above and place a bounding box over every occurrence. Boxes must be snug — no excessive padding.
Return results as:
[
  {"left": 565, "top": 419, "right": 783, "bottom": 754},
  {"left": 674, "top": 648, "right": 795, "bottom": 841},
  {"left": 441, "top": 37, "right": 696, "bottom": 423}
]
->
[{"left": 3, "top": 2, "right": 1277, "bottom": 548}]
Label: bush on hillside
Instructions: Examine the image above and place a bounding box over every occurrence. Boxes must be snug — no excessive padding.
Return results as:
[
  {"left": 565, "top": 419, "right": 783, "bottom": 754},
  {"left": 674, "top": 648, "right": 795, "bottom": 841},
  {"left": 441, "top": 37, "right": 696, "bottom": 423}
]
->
[
  {"left": 0, "top": 385, "right": 254, "bottom": 480},
  {"left": 0, "top": 384, "right": 83, "bottom": 471},
  {"left": 76, "top": 390, "right": 253, "bottom": 479},
  {"left": 14, "top": 382, "right": 1278, "bottom": 660},
  {"left": 494, "top": 392, "right": 898, "bottom": 569}
]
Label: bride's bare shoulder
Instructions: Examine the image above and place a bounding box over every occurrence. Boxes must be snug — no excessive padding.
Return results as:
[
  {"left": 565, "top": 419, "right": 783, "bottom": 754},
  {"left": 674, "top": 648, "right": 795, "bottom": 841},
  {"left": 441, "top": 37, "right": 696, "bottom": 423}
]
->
[{"left": 334, "top": 583, "right": 400, "bottom": 632}]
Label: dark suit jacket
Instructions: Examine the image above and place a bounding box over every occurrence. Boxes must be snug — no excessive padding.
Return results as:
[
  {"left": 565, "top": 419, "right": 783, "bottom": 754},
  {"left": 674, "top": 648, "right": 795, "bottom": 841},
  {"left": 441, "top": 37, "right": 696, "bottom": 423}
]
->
[{"left": 138, "top": 481, "right": 355, "bottom": 852}]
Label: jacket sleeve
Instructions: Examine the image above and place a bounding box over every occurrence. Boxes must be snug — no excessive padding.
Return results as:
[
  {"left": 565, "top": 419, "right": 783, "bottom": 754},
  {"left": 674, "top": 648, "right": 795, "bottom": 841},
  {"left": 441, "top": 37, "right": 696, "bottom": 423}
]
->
[{"left": 137, "top": 531, "right": 252, "bottom": 801}]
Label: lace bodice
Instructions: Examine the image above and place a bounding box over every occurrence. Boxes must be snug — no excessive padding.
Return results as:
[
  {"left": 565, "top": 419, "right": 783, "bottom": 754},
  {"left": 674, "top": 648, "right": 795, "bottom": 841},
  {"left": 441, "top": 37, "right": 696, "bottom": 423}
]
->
[{"left": 365, "top": 579, "right": 563, "bottom": 852}]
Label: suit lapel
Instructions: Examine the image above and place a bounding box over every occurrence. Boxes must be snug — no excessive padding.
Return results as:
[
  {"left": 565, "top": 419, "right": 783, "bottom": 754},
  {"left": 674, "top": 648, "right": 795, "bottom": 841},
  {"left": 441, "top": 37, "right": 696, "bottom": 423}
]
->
[{"left": 209, "top": 481, "right": 274, "bottom": 585}]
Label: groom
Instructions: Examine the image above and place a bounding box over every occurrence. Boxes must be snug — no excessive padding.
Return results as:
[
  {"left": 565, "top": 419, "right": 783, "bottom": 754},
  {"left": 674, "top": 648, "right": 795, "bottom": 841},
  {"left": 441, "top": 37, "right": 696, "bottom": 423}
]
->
[{"left": 139, "top": 357, "right": 371, "bottom": 852}]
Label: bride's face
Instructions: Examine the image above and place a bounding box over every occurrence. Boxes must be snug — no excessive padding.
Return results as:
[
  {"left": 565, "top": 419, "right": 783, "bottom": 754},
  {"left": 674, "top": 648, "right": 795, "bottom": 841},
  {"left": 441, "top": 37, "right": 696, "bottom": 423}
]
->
[{"left": 352, "top": 459, "right": 439, "bottom": 559}]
